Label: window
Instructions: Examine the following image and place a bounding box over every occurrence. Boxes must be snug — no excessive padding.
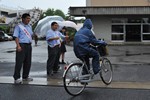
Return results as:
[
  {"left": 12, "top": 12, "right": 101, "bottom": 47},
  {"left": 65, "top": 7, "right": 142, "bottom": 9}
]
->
[
  {"left": 112, "top": 25, "right": 124, "bottom": 33},
  {"left": 143, "top": 24, "right": 150, "bottom": 41},
  {"left": 143, "top": 34, "right": 150, "bottom": 40},
  {"left": 143, "top": 25, "right": 150, "bottom": 33},
  {"left": 112, "top": 34, "right": 124, "bottom": 40},
  {"left": 111, "top": 25, "right": 124, "bottom": 41}
]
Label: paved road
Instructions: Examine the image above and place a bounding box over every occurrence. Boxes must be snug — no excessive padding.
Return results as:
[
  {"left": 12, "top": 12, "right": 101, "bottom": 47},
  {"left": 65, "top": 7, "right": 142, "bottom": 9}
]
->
[
  {"left": 0, "top": 84, "right": 150, "bottom": 100},
  {"left": 1, "top": 41, "right": 150, "bottom": 99},
  {"left": 1, "top": 41, "right": 150, "bottom": 84},
  {"left": 1, "top": 41, "right": 150, "bottom": 65}
]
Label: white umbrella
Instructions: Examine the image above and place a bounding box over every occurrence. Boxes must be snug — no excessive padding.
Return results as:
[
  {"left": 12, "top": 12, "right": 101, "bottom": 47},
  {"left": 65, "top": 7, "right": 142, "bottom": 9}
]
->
[
  {"left": 40, "top": 20, "right": 62, "bottom": 36},
  {"left": 60, "top": 21, "right": 77, "bottom": 30},
  {"left": 35, "top": 18, "right": 77, "bottom": 37},
  {"left": 34, "top": 16, "right": 64, "bottom": 35}
]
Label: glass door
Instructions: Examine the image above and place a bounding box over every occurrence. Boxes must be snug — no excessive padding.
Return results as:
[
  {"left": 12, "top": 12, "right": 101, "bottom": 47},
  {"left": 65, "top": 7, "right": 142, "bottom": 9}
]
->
[{"left": 125, "top": 25, "right": 141, "bottom": 42}]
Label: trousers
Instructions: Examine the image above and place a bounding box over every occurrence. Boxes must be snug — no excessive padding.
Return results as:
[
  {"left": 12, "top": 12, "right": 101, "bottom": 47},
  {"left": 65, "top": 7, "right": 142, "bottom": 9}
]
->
[
  {"left": 13, "top": 43, "right": 32, "bottom": 80},
  {"left": 47, "top": 45, "right": 60, "bottom": 75}
]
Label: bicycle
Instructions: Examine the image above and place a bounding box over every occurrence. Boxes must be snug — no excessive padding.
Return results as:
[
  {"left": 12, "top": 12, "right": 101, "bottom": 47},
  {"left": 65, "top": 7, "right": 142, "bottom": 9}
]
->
[{"left": 63, "top": 45, "right": 113, "bottom": 96}]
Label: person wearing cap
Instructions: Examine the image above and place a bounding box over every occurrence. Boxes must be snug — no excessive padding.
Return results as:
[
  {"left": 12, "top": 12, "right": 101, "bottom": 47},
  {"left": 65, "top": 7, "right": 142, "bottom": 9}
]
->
[{"left": 13, "top": 13, "right": 33, "bottom": 84}]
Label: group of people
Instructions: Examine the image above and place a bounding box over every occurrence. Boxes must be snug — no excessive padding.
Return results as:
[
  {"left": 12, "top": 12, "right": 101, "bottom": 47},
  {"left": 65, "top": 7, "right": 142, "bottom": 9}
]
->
[
  {"left": 13, "top": 13, "right": 106, "bottom": 84},
  {"left": 13, "top": 13, "right": 68, "bottom": 84}
]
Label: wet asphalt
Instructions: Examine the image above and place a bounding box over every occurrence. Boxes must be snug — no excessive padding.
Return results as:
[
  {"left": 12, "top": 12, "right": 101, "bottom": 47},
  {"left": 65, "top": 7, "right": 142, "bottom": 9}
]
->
[
  {"left": 0, "top": 41, "right": 150, "bottom": 99},
  {"left": 0, "top": 84, "right": 150, "bottom": 100}
]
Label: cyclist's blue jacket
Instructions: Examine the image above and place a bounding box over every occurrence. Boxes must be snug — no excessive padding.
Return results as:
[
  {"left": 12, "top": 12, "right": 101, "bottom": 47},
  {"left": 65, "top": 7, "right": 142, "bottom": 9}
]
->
[{"left": 73, "top": 19, "right": 106, "bottom": 58}]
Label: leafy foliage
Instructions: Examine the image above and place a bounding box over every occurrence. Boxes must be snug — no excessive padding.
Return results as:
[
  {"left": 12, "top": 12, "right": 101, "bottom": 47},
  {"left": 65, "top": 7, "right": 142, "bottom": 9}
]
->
[
  {"left": 43, "top": 8, "right": 65, "bottom": 19},
  {"left": 0, "top": 26, "right": 10, "bottom": 33}
]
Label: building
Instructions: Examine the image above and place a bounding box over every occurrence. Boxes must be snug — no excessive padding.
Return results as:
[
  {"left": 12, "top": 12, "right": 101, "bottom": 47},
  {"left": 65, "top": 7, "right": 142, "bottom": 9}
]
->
[
  {"left": 0, "top": 5, "right": 42, "bottom": 35},
  {"left": 70, "top": 0, "right": 150, "bottom": 43}
]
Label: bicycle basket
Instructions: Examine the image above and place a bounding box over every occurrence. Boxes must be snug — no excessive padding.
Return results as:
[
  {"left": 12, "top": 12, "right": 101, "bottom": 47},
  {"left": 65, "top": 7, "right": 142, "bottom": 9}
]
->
[{"left": 97, "top": 45, "right": 109, "bottom": 56}]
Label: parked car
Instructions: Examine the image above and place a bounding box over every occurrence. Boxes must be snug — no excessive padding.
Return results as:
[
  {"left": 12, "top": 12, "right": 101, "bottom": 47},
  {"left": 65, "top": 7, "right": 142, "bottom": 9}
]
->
[
  {"left": 0, "top": 31, "right": 5, "bottom": 41},
  {"left": 4, "top": 33, "right": 13, "bottom": 41}
]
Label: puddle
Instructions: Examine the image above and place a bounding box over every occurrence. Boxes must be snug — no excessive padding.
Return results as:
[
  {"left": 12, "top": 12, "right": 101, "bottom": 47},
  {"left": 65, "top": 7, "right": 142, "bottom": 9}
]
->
[
  {"left": 125, "top": 52, "right": 150, "bottom": 56},
  {"left": 110, "top": 52, "right": 150, "bottom": 57},
  {"left": 6, "top": 50, "right": 15, "bottom": 53}
]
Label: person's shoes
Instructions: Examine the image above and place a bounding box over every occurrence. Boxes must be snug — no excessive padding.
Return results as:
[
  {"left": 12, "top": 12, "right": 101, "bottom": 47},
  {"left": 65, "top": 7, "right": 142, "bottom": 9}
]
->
[
  {"left": 14, "top": 79, "right": 22, "bottom": 84},
  {"left": 22, "top": 77, "right": 33, "bottom": 81},
  {"left": 59, "top": 61, "right": 62, "bottom": 64}
]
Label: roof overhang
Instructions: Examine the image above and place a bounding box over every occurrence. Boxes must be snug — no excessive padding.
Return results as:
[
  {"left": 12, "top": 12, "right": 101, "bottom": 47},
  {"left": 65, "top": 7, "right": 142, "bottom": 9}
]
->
[{"left": 69, "top": 6, "right": 150, "bottom": 16}]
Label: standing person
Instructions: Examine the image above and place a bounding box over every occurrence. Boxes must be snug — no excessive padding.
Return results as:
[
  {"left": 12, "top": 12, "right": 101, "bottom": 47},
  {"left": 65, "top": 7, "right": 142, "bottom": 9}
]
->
[
  {"left": 59, "top": 27, "right": 67, "bottom": 64},
  {"left": 13, "top": 13, "right": 33, "bottom": 84},
  {"left": 46, "top": 22, "right": 67, "bottom": 76},
  {"left": 34, "top": 33, "right": 38, "bottom": 46}
]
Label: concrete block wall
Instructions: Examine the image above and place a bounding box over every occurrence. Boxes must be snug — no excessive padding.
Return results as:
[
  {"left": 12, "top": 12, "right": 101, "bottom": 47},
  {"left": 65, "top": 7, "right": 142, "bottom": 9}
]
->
[{"left": 90, "top": 16, "right": 112, "bottom": 43}]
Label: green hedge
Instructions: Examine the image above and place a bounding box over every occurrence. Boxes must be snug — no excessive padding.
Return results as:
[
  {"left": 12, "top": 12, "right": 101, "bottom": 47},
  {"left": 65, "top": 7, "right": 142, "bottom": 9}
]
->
[{"left": 66, "top": 27, "right": 76, "bottom": 41}]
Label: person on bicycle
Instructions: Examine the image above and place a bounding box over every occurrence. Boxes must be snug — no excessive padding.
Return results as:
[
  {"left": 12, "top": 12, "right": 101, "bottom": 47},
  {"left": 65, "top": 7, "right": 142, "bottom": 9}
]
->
[{"left": 74, "top": 19, "right": 107, "bottom": 75}]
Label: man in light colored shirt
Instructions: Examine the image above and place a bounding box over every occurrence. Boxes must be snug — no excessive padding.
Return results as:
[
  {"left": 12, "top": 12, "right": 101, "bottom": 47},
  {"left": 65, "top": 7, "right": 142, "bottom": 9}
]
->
[
  {"left": 46, "top": 22, "right": 67, "bottom": 76},
  {"left": 13, "top": 13, "right": 33, "bottom": 84}
]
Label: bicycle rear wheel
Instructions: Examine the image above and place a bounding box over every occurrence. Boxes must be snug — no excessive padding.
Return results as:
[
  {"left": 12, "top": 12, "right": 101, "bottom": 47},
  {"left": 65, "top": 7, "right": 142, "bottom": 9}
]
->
[
  {"left": 63, "top": 63, "right": 86, "bottom": 96},
  {"left": 100, "top": 58, "right": 113, "bottom": 85}
]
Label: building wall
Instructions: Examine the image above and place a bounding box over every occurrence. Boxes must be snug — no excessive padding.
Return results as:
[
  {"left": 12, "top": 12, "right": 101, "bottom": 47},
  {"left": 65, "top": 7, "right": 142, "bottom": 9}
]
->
[
  {"left": 87, "top": 0, "right": 150, "bottom": 6},
  {"left": 86, "top": 0, "right": 91, "bottom": 6},
  {"left": 90, "top": 16, "right": 112, "bottom": 42}
]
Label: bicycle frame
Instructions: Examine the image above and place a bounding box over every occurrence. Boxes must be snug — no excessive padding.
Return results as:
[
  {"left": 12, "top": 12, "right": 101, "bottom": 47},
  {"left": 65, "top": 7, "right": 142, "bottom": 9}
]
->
[{"left": 78, "top": 60, "right": 96, "bottom": 83}]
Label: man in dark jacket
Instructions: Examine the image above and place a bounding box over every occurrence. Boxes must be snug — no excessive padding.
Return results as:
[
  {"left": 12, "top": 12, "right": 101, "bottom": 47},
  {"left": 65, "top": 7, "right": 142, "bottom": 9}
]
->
[{"left": 74, "top": 19, "right": 106, "bottom": 75}]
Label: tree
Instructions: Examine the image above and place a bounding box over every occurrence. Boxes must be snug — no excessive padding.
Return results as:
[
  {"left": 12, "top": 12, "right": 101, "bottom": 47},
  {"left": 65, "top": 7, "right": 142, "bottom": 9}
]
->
[
  {"left": 44, "top": 8, "right": 55, "bottom": 16},
  {"left": 54, "top": 9, "right": 65, "bottom": 19},
  {"left": 43, "top": 8, "right": 66, "bottom": 19},
  {"left": 0, "top": 26, "right": 10, "bottom": 33}
]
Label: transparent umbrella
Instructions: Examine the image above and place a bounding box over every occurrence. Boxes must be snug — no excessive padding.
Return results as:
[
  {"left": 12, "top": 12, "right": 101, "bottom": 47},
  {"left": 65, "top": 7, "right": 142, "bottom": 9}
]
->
[
  {"left": 60, "top": 21, "right": 77, "bottom": 29},
  {"left": 39, "top": 20, "right": 62, "bottom": 37},
  {"left": 34, "top": 16, "right": 64, "bottom": 35}
]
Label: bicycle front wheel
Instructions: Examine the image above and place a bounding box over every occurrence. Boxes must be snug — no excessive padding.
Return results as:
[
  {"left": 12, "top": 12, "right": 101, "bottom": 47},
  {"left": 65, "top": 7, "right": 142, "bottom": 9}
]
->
[
  {"left": 100, "top": 58, "right": 113, "bottom": 85},
  {"left": 63, "top": 63, "right": 86, "bottom": 96}
]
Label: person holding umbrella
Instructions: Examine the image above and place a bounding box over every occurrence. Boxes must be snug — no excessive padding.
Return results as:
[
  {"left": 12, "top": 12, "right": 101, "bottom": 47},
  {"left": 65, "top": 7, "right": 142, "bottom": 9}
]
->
[{"left": 59, "top": 27, "right": 68, "bottom": 64}]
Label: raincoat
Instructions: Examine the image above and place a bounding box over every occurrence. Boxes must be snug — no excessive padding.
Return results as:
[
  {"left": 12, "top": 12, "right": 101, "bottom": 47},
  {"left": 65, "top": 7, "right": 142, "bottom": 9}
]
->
[{"left": 74, "top": 19, "right": 106, "bottom": 58}]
